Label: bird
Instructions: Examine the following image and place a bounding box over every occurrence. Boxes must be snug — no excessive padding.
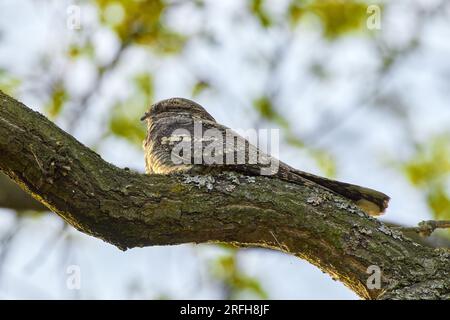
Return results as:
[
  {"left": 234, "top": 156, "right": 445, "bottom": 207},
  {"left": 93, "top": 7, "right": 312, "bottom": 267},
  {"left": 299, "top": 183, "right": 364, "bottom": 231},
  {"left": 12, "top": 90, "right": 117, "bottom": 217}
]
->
[{"left": 141, "top": 98, "right": 390, "bottom": 216}]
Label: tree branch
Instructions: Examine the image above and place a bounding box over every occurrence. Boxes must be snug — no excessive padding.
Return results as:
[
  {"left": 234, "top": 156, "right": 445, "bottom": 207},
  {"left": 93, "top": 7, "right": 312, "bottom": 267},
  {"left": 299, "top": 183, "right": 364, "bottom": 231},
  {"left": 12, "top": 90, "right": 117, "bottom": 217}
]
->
[
  {"left": 0, "top": 90, "right": 448, "bottom": 300},
  {"left": 395, "top": 220, "right": 450, "bottom": 237}
]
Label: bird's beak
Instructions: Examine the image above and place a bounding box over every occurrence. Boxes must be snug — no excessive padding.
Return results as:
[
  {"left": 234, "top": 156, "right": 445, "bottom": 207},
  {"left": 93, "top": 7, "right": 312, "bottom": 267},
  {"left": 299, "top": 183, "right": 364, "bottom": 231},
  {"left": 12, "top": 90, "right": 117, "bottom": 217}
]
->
[{"left": 140, "top": 112, "right": 150, "bottom": 121}]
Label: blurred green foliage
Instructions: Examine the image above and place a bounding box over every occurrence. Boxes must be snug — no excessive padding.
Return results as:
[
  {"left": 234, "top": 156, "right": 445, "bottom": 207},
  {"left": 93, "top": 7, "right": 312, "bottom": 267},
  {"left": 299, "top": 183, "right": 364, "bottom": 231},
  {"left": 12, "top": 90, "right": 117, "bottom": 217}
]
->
[
  {"left": 249, "top": 0, "right": 376, "bottom": 39},
  {"left": 192, "top": 80, "right": 211, "bottom": 97},
  {"left": 310, "top": 149, "right": 336, "bottom": 177},
  {"left": 403, "top": 135, "right": 450, "bottom": 222},
  {"left": 211, "top": 249, "right": 268, "bottom": 299},
  {"left": 253, "top": 96, "right": 289, "bottom": 128},
  {"left": 253, "top": 96, "right": 336, "bottom": 177},
  {"left": 109, "top": 73, "right": 154, "bottom": 146},
  {"left": 288, "top": 0, "right": 376, "bottom": 38},
  {"left": 248, "top": 0, "right": 375, "bottom": 177},
  {"left": 96, "top": 0, "right": 185, "bottom": 53},
  {"left": 250, "top": 0, "right": 273, "bottom": 28},
  {"left": 0, "top": 69, "right": 20, "bottom": 96},
  {"left": 68, "top": 42, "right": 95, "bottom": 60},
  {"left": 46, "top": 82, "right": 69, "bottom": 119}
]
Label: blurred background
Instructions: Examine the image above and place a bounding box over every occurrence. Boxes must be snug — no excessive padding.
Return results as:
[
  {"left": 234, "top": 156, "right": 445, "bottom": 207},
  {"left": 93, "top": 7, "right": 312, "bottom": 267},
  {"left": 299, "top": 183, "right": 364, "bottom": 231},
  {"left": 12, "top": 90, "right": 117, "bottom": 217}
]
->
[{"left": 0, "top": 0, "right": 449, "bottom": 299}]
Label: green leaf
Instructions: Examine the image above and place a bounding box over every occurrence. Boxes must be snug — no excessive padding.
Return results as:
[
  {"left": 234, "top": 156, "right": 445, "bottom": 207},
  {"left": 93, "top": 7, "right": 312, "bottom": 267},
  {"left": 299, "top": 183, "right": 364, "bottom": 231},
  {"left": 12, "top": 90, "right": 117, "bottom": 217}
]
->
[
  {"left": 211, "top": 251, "right": 268, "bottom": 299},
  {"left": 109, "top": 103, "right": 147, "bottom": 146},
  {"left": 134, "top": 73, "right": 154, "bottom": 104},
  {"left": 95, "top": 0, "right": 186, "bottom": 54},
  {"left": 427, "top": 186, "right": 450, "bottom": 220},
  {"left": 310, "top": 149, "right": 336, "bottom": 178},
  {"left": 250, "top": 0, "right": 272, "bottom": 28},
  {"left": 401, "top": 134, "right": 450, "bottom": 222},
  {"left": 108, "top": 73, "right": 154, "bottom": 146},
  {"left": 403, "top": 135, "right": 450, "bottom": 187},
  {"left": 287, "top": 0, "right": 307, "bottom": 26},
  {"left": 192, "top": 80, "right": 211, "bottom": 97},
  {"left": 289, "top": 0, "right": 377, "bottom": 39},
  {"left": 67, "top": 43, "right": 95, "bottom": 59},
  {"left": 0, "top": 69, "right": 21, "bottom": 96},
  {"left": 253, "top": 96, "right": 289, "bottom": 128},
  {"left": 46, "top": 83, "right": 68, "bottom": 119}
]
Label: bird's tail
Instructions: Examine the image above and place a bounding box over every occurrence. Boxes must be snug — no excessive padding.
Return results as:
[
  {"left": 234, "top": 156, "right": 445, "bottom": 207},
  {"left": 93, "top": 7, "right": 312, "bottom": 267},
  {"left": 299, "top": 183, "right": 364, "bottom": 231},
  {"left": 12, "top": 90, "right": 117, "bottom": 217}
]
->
[{"left": 280, "top": 167, "right": 390, "bottom": 216}]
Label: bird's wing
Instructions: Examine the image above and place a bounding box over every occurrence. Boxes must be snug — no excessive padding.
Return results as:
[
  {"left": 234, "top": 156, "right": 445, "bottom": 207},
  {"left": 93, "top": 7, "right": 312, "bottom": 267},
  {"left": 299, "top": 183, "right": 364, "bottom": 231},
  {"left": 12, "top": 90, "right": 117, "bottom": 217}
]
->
[{"left": 160, "top": 118, "right": 390, "bottom": 215}]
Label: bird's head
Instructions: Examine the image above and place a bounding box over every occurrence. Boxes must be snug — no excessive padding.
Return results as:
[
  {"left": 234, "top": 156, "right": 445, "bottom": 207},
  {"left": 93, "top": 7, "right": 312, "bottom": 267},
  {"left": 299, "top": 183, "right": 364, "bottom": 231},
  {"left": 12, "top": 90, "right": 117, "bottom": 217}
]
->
[{"left": 141, "top": 98, "right": 216, "bottom": 123}]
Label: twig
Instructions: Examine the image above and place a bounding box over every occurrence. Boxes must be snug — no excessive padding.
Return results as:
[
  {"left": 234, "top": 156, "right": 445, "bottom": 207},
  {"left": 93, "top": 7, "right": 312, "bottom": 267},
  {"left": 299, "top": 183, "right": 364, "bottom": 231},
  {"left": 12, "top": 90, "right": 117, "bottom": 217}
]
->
[
  {"left": 29, "top": 145, "right": 44, "bottom": 173},
  {"left": 65, "top": 32, "right": 136, "bottom": 132},
  {"left": 304, "top": 2, "right": 445, "bottom": 147},
  {"left": 270, "top": 230, "right": 288, "bottom": 251},
  {"left": 395, "top": 220, "right": 450, "bottom": 237},
  {"left": 0, "top": 217, "right": 22, "bottom": 286},
  {"left": 23, "top": 223, "right": 68, "bottom": 274}
]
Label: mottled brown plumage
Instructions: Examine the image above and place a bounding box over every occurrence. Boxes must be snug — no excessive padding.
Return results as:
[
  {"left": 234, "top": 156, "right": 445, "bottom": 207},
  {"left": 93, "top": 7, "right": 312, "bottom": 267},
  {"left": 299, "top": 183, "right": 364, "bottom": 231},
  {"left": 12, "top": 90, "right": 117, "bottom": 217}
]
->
[{"left": 142, "top": 98, "right": 390, "bottom": 216}]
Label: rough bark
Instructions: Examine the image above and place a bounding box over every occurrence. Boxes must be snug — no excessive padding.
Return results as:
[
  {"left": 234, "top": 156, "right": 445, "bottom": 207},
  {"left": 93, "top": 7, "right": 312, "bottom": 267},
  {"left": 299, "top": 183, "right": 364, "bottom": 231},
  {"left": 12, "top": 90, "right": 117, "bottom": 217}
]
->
[{"left": 0, "top": 90, "right": 448, "bottom": 300}]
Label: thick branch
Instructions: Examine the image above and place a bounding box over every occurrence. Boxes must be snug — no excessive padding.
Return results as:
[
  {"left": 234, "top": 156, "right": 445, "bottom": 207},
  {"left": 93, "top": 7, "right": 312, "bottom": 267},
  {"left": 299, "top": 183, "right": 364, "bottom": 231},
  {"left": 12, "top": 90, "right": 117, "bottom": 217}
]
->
[{"left": 0, "top": 91, "right": 448, "bottom": 300}]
